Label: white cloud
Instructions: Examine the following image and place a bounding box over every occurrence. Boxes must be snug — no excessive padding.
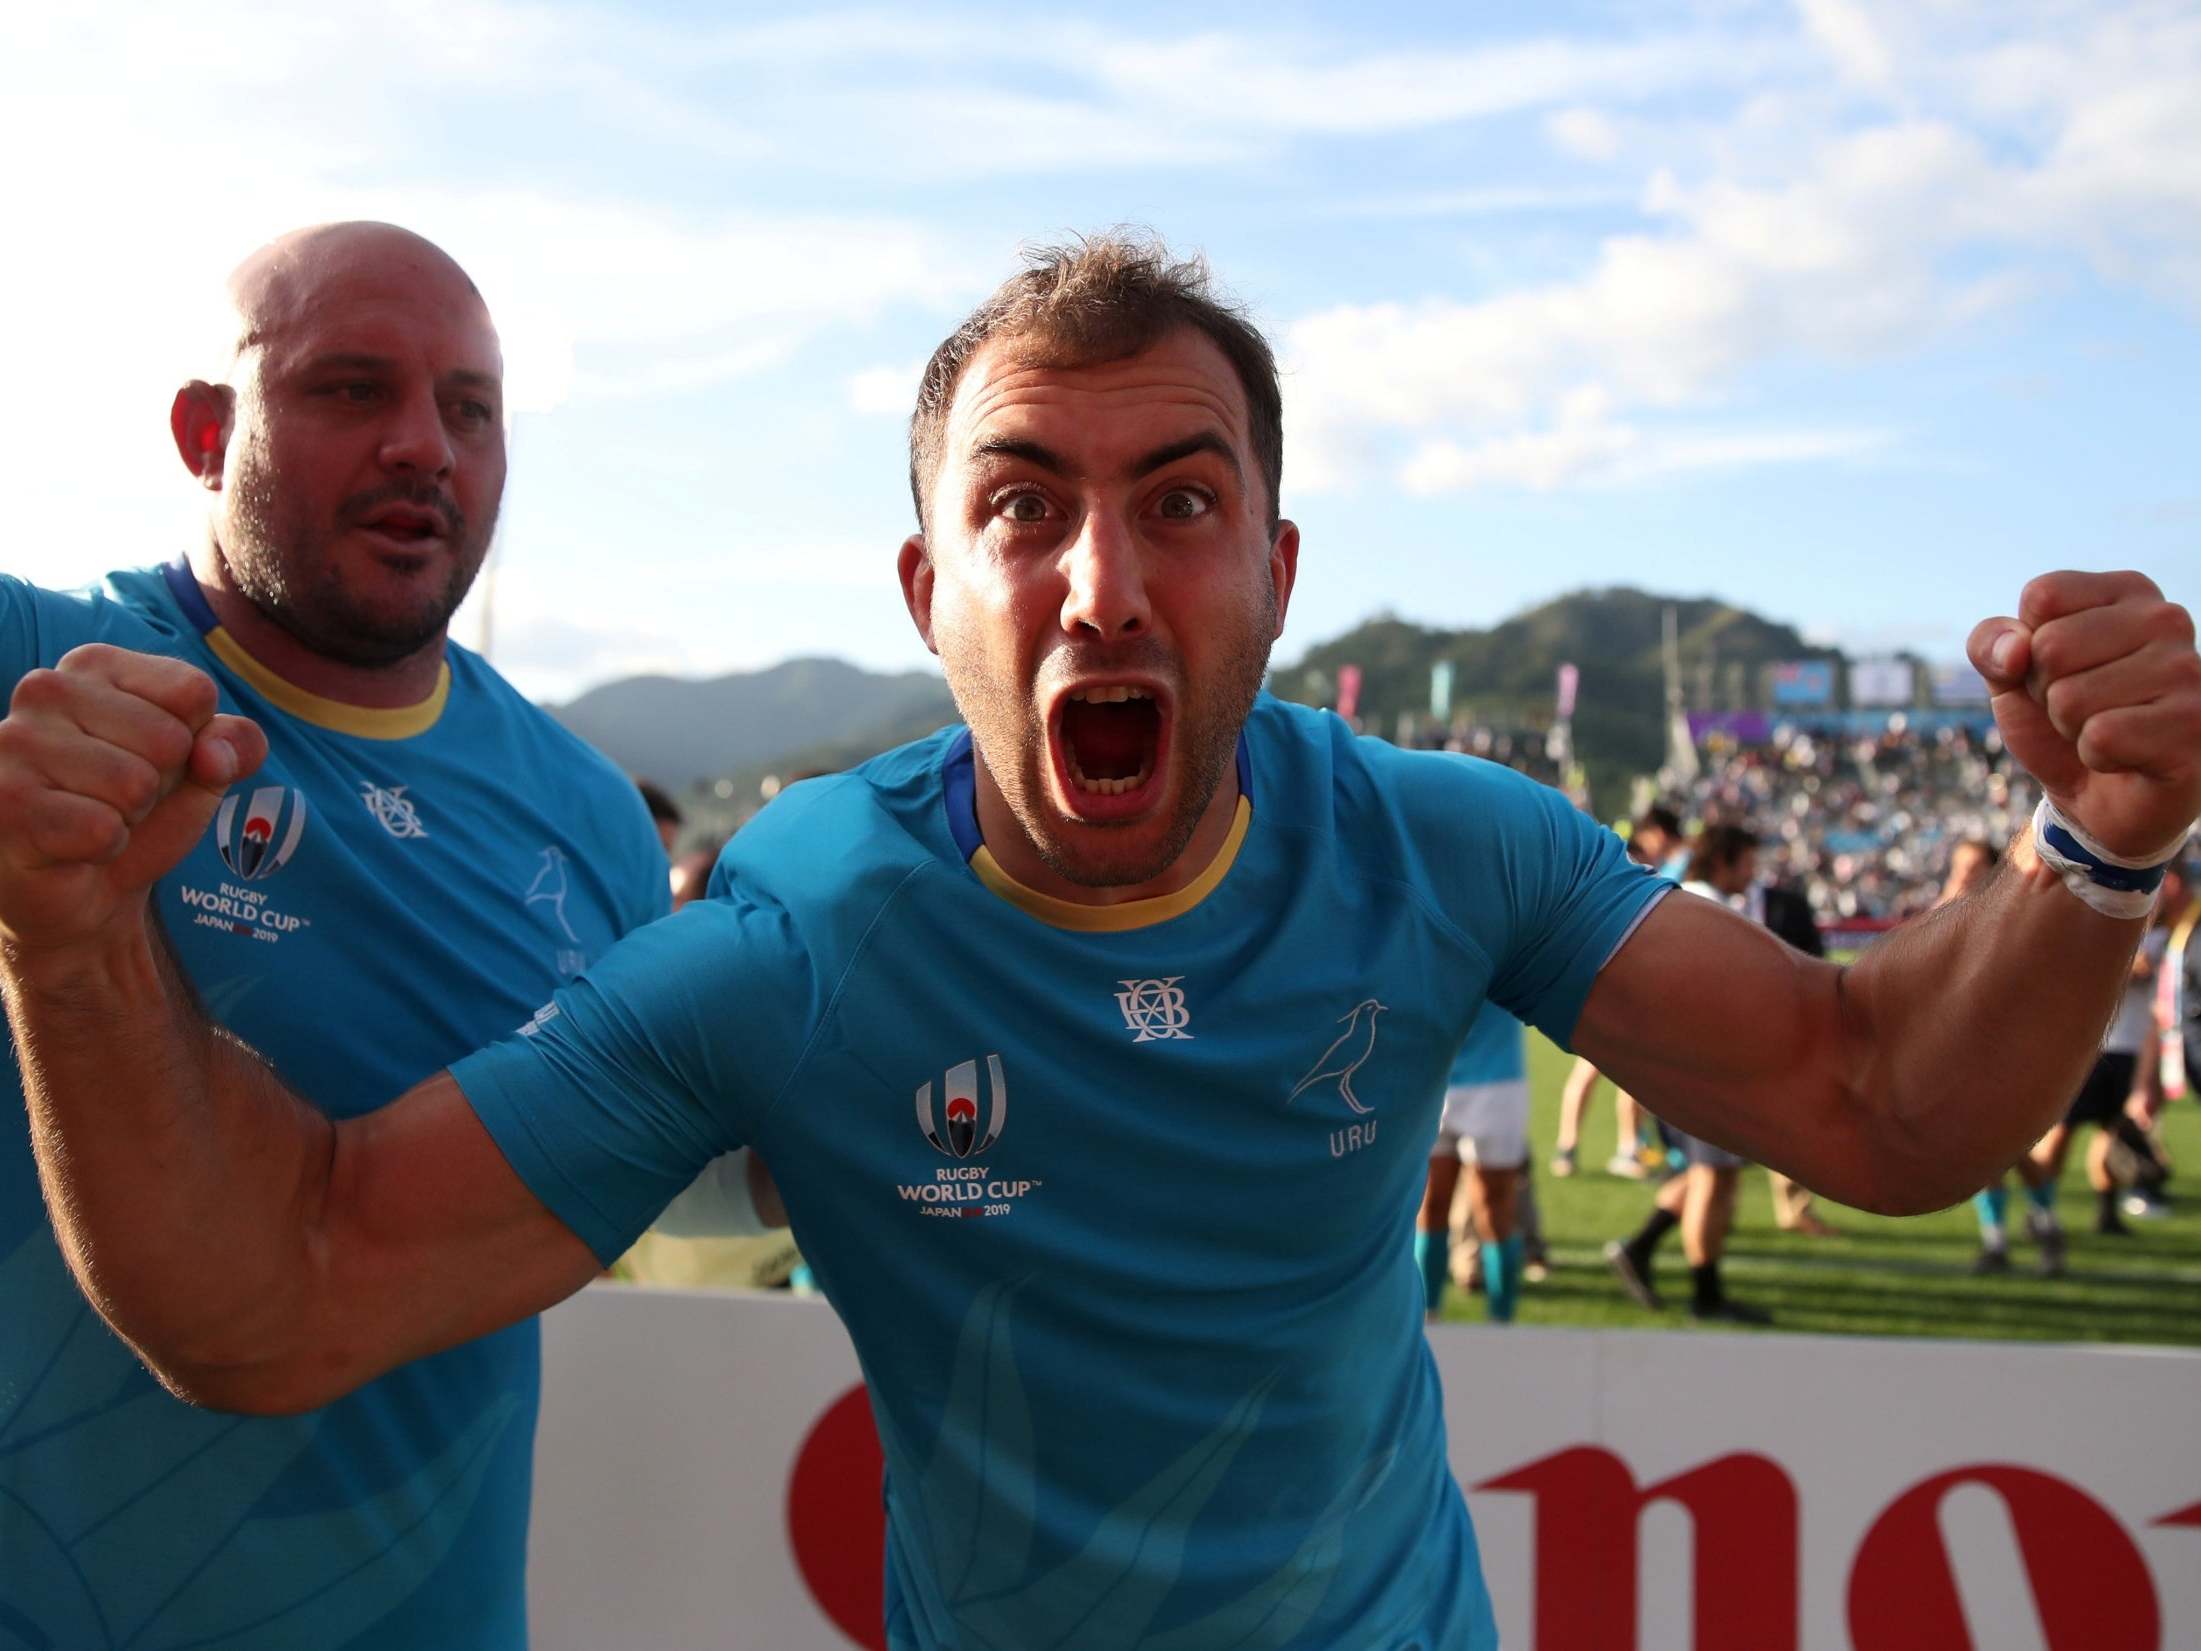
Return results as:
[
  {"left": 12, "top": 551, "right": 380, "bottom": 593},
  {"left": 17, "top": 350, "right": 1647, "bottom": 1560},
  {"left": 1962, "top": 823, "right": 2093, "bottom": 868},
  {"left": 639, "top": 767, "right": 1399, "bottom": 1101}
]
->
[
  {"left": 1546, "top": 107, "right": 1625, "bottom": 162},
  {"left": 1399, "top": 404, "right": 1890, "bottom": 493},
  {"left": 0, "top": 1, "right": 992, "bottom": 604},
  {"left": 1283, "top": 3, "right": 2201, "bottom": 498},
  {"left": 1328, "top": 184, "right": 1630, "bottom": 219},
  {"left": 1083, "top": 31, "right": 1775, "bottom": 136},
  {"left": 1795, "top": 0, "right": 1896, "bottom": 90},
  {"left": 474, "top": 533, "right": 922, "bottom": 701},
  {"left": 6, "top": 0, "right": 2195, "bottom": 689},
  {"left": 849, "top": 360, "right": 928, "bottom": 417},
  {"left": 575, "top": 341, "right": 797, "bottom": 403}
]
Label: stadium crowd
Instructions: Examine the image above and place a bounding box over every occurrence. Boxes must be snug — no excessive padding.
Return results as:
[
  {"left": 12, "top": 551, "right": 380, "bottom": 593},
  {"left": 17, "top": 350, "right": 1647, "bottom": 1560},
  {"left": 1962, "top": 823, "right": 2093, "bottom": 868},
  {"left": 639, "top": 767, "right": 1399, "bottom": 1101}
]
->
[
  {"left": 1381, "top": 717, "right": 2200, "bottom": 1327},
  {"left": 1683, "top": 718, "right": 2037, "bottom": 922}
]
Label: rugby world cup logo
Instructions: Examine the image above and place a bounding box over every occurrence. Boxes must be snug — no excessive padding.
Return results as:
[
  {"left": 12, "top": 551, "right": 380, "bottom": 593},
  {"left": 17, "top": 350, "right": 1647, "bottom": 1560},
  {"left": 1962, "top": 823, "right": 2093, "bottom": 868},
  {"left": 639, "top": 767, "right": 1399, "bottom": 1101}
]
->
[
  {"left": 916, "top": 1055, "right": 1008, "bottom": 1159},
  {"left": 212, "top": 786, "right": 308, "bottom": 881}
]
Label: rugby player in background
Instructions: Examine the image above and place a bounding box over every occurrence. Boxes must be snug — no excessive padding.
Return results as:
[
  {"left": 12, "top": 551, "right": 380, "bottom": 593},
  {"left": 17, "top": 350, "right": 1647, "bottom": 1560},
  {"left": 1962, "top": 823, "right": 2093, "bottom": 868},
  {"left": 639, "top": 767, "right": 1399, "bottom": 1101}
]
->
[
  {"left": 1947, "top": 840, "right": 2069, "bottom": 1274},
  {"left": 0, "top": 223, "right": 672, "bottom": 1649},
  {"left": 1550, "top": 804, "right": 1682, "bottom": 1179},
  {"left": 1607, "top": 824, "right": 1775, "bottom": 1323},
  {"left": 1418, "top": 1003, "right": 1535, "bottom": 1322},
  {"left": 5, "top": 235, "right": 2198, "bottom": 1651}
]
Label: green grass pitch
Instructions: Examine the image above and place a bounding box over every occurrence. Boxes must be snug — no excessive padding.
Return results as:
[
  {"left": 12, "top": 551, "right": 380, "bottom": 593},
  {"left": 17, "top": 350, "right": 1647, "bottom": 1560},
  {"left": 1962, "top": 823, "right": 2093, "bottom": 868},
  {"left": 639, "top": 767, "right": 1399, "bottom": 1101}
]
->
[{"left": 1430, "top": 1033, "right": 2201, "bottom": 1347}]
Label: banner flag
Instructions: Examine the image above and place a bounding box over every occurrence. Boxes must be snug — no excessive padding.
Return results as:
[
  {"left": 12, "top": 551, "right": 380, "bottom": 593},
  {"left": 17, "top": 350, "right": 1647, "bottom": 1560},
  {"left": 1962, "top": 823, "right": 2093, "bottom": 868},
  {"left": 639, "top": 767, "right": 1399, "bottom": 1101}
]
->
[
  {"left": 1337, "top": 664, "right": 1363, "bottom": 722},
  {"left": 1430, "top": 661, "right": 1453, "bottom": 721},
  {"left": 1555, "top": 662, "right": 1578, "bottom": 720}
]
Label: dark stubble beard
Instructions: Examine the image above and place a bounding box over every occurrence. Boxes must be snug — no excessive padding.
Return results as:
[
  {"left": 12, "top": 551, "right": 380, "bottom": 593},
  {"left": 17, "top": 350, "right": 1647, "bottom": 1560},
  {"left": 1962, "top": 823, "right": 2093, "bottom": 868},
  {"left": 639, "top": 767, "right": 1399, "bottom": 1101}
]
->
[
  {"left": 222, "top": 464, "right": 496, "bottom": 669},
  {"left": 948, "top": 580, "right": 1277, "bottom": 891}
]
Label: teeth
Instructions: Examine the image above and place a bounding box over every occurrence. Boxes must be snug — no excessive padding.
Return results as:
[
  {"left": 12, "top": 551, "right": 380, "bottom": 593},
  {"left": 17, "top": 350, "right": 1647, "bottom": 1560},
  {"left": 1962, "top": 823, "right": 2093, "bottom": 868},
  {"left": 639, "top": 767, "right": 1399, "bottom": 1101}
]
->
[
  {"left": 1063, "top": 755, "right": 1153, "bottom": 797},
  {"left": 1070, "top": 685, "right": 1151, "bottom": 705}
]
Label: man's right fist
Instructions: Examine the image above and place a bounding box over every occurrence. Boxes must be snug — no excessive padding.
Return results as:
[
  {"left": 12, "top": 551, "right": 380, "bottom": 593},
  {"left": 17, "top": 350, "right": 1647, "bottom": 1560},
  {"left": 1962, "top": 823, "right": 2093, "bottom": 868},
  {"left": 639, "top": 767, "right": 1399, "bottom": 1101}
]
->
[{"left": 0, "top": 645, "right": 266, "bottom": 957}]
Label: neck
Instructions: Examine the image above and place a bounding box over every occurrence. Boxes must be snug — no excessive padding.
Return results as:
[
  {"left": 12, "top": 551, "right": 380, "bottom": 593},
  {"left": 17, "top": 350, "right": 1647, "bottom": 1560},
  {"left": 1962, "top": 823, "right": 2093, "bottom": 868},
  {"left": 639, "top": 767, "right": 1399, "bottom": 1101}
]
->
[
  {"left": 973, "top": 756, "right": 1243, "bottom": 908},
  {"left": 189, "top": 542, "right": 448, "bottom": 709}
]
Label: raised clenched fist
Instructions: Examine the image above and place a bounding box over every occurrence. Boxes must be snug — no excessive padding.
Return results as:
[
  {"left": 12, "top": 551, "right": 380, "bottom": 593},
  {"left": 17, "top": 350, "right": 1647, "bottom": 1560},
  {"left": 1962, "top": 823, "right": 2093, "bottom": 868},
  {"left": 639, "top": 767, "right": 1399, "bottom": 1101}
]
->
[
  {"left": 0, "top": 645, "right": 266, "bottom": 960},
  {"left": 1969, "top": 571, "right": 2201, "bottom": 864}
]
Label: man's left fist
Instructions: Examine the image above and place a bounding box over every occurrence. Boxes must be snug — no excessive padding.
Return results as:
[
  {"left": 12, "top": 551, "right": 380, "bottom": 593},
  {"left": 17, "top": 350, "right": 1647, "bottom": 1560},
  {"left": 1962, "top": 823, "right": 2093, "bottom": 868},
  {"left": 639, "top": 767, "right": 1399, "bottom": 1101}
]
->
[{"left": 1970, "top": 571, "right": 2201, "bottom": 861}]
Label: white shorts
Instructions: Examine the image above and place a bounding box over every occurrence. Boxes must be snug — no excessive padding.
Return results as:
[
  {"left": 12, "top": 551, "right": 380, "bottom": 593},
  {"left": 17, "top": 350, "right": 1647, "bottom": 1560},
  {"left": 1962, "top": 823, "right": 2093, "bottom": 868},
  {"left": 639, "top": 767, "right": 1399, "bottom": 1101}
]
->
[{"left": 1435, "top": 1079, "right": 1530, "bottom": 1169}]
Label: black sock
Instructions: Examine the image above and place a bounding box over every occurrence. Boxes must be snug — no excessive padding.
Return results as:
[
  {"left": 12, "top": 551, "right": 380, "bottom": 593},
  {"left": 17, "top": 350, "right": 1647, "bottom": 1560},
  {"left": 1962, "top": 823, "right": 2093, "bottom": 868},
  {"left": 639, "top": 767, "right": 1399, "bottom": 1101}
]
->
[
  {"left": 2114, "top": 1117, "right": 2167, "bottom": 1187},
  {"left": 1691, "top": 1261, "right": 1723, "bottom": 1312},
  {"left": 2098, "top": 1187, "right": 2125, "bottom": 1226},
  {"left": 1628, "top": 1207, "right": 1680, "bottom": 1258}
]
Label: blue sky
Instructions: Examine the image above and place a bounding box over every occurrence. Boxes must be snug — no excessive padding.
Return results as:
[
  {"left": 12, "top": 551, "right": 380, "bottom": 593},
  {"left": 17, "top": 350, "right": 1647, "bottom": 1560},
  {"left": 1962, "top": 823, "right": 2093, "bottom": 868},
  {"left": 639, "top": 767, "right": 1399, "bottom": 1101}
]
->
[{"left": 5, "top": 0, "right": 2195, "bottom": 701}]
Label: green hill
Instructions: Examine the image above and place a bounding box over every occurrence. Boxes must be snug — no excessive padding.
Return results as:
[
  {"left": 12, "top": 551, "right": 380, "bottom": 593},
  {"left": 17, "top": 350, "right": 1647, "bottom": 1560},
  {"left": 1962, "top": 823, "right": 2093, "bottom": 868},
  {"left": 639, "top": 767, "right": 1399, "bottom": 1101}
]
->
[
  {"left": 1274, "top": 588, "right": 1840, "bottom": 811},
  {"left": 551, "top": 588, "right": 1845, "bottom": 827},
  {"left": 549, "top": 656, "right": 953, "bottom": 790}
]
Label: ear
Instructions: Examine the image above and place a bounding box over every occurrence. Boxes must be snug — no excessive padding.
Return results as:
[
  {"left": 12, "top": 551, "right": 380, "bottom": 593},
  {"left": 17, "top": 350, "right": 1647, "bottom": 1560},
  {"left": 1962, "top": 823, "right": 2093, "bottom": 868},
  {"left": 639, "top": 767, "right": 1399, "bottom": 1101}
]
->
[
  {"left": 170, "top": 382, "right": 234, "bottom": 490},
  {"left": 1267, "top": 519, "right": 1301, "bottom": 640},
  {"left": 898, "top": 534, "right": 940, "bottom": 656}
]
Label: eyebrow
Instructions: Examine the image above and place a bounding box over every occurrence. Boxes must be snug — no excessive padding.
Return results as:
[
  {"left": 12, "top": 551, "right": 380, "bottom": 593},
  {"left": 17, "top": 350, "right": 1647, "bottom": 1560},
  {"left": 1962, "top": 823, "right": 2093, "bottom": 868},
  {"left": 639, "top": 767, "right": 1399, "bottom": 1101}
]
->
[
  {"left": 295, "top": 353, "right": 501, "bottom": 393},
  {"left": 967, "top": 430, "right": 1244, "bottom": 486},
  {"left": 969, "top": 436, "right": 1070, "bottom": 474},
  {"left": 297, "top": 352, "right": 397, "bottom": 377},
  {"left": 1132, "top": 432, "right": 1244, "bottom": 487}
]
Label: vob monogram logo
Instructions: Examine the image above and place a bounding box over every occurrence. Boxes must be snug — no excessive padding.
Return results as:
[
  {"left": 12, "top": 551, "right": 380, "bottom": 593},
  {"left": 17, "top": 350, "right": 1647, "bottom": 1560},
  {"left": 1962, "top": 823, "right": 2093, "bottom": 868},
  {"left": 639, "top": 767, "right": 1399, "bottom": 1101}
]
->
[
  {"left": 916, "top": 1056, "right": 1007, "bottom": 1159},
  {"left": 1115, "top": 977, "right": 1193, "bottom": 1042},
  {"left": 361, "top": 782, "right": 429, "bottom": 840}
]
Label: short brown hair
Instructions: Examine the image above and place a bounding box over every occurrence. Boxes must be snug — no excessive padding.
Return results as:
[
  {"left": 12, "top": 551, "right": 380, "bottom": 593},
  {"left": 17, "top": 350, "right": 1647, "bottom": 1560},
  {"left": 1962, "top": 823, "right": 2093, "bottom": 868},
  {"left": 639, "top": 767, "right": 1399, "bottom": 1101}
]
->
[
  {"left": 907, "top": 232, "right": 1284, "bottom": 533},
  {"left": 1685, "top": 823, "right": 1760, "bottom": 884}
]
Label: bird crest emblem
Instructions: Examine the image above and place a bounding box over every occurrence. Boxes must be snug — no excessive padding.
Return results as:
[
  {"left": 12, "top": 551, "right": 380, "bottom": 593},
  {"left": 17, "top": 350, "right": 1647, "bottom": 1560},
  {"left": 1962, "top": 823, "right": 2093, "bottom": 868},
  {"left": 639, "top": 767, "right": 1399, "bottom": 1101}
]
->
[
  {"left": 1287, "top": 999, "right": 1388, "bottom": 1115},
  {"left": 524, "top": 846, "right": 582, "bottom": 943}
]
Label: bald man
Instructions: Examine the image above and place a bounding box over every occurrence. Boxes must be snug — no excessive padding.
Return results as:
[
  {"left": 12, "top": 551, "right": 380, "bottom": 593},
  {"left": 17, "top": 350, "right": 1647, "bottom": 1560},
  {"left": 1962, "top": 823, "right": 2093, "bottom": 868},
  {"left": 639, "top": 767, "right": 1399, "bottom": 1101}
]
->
[{"left": 0, "top": 223, "right": 671, "bottom": 1649}]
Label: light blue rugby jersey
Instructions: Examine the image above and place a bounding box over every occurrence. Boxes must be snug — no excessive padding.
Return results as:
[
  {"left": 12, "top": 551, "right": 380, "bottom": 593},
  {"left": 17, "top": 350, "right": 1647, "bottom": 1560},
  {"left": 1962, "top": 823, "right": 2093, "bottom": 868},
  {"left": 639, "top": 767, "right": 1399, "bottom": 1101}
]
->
[
  {"left": 456, "top": 694, "right": 1668, "bottom": 1651},
  {"left": 0, "top": 565, "right": 668, "bottom": 1651},
  {"left": 1448, "top": 1004, "right": 1528, "bottom": 1090}
]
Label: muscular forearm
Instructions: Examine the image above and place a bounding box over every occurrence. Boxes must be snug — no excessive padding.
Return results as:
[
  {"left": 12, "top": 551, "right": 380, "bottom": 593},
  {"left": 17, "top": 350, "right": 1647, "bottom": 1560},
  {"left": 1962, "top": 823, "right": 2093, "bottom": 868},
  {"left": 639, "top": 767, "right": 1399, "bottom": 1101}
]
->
[
  {"left": 1578, "top": 839, "right": 2150, "bottom": 1217},
  {"left": 1581, "top": 570, "right": 2197, "bottom": 1216},
  {"left": 0, "top": 648, "right": 599, "bottom": 1414},
  {"left": 1837, "top": 828, "right": 2145, "bottom": 1209},
  {"left": 2, "top": 914, "right": 336, "bottom": 1407}
]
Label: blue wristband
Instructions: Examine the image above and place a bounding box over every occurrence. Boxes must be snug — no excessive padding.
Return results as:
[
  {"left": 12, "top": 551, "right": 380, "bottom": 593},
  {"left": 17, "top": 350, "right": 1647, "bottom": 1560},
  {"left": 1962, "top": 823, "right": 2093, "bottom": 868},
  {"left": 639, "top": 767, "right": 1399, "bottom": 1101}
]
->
[
  {"left": 2030, "top": 798, "right": 2183, "bottom": 920},
  {"left": 2038, "top": 818, "right": 2171, "bottom": 895}
]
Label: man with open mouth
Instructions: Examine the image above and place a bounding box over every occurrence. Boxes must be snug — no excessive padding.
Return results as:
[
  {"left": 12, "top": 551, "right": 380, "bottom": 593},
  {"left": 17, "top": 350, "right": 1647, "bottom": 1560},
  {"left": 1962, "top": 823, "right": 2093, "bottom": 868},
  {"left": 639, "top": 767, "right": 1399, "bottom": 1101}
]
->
[
  {"left": 5, "top": 234, "right": 2199, "bottom": 1650},
  {"left": 0, "top": 222, "right": 675, "bottom": 1650}
]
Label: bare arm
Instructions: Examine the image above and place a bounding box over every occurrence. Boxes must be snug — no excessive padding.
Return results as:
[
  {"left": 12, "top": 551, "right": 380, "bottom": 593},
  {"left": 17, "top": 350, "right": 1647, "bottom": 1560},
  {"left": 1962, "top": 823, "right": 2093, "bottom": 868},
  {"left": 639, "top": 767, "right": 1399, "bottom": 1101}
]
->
[
  {"left": 1573, "top": 840, "right": 2139, "bottom": 1213},
  {"left": 1573, "top": 571, "right": 2199, "bottom": 1215},
  {"left": 0, "top": 646, "right": 597, "bottom": 1413}
]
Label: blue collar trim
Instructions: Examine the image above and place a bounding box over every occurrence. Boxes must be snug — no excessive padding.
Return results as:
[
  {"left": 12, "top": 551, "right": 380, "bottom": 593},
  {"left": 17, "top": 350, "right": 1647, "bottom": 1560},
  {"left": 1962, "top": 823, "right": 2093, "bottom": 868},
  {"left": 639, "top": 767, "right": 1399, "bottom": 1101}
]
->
[{"left": 161, "top": 558, "right": 220, "bottom": 634}]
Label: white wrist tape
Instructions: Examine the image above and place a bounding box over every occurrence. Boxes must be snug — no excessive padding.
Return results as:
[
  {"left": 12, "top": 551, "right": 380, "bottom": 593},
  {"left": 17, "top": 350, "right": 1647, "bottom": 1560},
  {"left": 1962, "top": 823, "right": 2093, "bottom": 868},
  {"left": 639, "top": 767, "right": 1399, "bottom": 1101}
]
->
[{"left": 2030, "top": 797, "right": 2183, "bottom": 921}]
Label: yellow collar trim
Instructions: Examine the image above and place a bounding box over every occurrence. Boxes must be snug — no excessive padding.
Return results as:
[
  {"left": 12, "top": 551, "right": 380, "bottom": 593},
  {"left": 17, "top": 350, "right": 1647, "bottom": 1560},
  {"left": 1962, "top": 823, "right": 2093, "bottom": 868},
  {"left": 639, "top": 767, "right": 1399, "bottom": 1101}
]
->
[
  {"left": 969, "top": 795, "right": 1252, "bottom": 932},
  {"left": 204, "top": 627, "right": 449, "bottom": 740}
]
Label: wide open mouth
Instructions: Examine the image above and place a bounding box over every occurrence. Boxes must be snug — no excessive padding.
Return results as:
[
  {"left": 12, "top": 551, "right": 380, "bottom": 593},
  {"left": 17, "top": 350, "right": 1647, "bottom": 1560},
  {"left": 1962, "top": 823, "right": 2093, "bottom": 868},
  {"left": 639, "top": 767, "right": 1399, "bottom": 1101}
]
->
[{"left": 1052, "top": 683, "right": 1168, "bottom": 810}]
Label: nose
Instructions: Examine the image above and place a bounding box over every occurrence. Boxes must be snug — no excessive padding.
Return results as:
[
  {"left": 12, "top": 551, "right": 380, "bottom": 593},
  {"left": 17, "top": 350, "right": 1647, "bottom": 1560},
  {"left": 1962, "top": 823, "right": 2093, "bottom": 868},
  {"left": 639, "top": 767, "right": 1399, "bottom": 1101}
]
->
[
  {"left": 1058, "top": 508, "right": 1150, "bottom": 640},
  {"left": 378, "top": 385, "right": 455, "bottom": 480}
]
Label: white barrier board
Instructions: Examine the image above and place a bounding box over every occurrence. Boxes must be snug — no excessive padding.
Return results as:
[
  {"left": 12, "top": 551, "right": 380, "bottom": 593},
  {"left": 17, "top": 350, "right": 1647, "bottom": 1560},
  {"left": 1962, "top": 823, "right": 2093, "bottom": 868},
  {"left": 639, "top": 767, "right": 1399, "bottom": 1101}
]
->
[{"left": 530, "top": 1285, "right": 2201, "bottom": 1649}]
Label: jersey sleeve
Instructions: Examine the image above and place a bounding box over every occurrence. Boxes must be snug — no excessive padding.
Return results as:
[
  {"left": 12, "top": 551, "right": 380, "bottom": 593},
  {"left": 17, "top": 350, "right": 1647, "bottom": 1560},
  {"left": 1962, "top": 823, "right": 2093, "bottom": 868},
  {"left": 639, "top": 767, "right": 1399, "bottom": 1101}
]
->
[
  {"left": 1479, "top": 777, "right": 1670, "bottom": 1044},
  {"left": 449, "top": 892, "right": 824, "bottom": 1264},
  {"left": 0, "top": 574, "right": 43, "bottom": 688},
  {"left": 1391, "top": 754, "right": 1669, "bottom": 1048}
]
